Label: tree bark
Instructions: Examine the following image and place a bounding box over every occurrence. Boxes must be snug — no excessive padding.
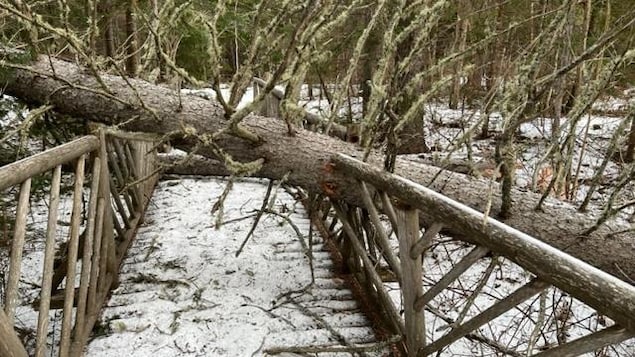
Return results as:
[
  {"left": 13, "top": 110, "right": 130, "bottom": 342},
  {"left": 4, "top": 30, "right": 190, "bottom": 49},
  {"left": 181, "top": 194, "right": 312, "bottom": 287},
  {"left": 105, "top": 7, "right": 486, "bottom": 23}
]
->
[
  {"left": 124, "top": 0, "right": 139, "bottom": 77},
  {"left": 103, "top": 14, "right": 116, "bottom": 59},
  {"left": 2, "top": 54, "right": 634, "bottom": 282}
]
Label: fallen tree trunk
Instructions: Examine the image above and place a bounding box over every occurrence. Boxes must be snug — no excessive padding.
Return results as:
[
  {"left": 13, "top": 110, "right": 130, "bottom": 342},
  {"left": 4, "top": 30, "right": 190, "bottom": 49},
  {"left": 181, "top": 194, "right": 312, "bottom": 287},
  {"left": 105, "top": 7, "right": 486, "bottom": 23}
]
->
[{"left": 3, "top": 55, "right": 634, "bottom": 282}]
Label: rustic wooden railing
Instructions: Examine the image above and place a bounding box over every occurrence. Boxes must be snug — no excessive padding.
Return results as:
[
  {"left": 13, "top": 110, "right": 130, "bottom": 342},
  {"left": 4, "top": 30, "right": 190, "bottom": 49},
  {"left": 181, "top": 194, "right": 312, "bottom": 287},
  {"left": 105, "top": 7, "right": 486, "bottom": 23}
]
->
[
  {"left": 0, "top": 131, "right": 158, "bottom": 357},
  {"left": 313, "top": 154, "right": 635, "bottom": 356}
]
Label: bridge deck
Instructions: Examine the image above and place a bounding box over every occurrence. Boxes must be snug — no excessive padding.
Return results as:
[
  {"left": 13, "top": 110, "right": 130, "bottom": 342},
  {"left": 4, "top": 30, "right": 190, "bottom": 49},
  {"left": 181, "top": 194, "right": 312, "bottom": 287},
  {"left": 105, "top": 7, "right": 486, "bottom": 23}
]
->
[{"left": 85, "top": 177, "right": 385, "bottom": 356}]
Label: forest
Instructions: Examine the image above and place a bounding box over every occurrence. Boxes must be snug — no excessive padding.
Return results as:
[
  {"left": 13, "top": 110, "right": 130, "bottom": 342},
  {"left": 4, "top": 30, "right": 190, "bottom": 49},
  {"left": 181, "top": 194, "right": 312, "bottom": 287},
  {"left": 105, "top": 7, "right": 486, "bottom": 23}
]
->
[
  {"left": 1, "top": 0, "right": 633, "bottom": 276},
  {"left": 0, "top": 0, "right": 634, "bottom": 355}
]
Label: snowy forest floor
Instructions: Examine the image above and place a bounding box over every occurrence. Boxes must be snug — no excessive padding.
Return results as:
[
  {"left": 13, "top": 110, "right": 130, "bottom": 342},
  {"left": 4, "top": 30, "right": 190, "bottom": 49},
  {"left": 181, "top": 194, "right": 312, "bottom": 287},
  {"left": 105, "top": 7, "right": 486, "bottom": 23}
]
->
[{"left": 84, "top": 177, "right": 387, "bottom": 357}]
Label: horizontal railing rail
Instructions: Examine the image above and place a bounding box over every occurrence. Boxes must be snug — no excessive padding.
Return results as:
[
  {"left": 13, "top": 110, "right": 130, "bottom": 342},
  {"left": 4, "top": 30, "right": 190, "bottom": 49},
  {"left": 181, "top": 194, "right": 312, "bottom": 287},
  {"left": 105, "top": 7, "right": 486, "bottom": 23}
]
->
[
  {"left": 0, "top": 136, "right": 100, "bottom": 192},
  {"left": 319, "top": 153, "right": 635, "bottom": 356}
]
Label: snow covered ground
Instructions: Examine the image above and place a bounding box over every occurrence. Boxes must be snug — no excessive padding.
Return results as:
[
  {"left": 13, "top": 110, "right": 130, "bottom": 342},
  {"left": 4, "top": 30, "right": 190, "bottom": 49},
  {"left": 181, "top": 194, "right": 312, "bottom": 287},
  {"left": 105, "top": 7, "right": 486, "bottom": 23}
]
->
[{"left": 85, "top": 177, "right": 386, "bottom": 356}]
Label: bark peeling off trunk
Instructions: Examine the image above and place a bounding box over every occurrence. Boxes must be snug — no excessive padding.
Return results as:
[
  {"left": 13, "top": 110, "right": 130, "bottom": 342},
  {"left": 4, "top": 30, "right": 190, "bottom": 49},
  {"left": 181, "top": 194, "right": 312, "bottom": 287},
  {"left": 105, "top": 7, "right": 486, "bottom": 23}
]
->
[{"left": 3, "top": 55, "right": 634, "bottom": 282}]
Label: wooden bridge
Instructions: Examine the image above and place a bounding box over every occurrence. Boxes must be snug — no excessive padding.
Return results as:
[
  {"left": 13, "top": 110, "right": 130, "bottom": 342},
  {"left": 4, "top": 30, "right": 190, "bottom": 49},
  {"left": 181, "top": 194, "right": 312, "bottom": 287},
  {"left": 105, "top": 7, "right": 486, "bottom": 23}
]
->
[
  {"left": 0, "top": 131, "right": 157, "bottom": 356},
  {"left": 0, "top": 128, "right": 634, "bottom": 356}
]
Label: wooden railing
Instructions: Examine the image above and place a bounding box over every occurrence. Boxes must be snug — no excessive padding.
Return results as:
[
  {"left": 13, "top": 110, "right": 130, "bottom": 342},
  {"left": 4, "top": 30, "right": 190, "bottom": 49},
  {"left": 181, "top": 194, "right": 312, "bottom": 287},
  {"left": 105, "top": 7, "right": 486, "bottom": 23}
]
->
[
  {"left": 0, "top": 131, "right": 158, "bottom": 357},
  {"left": 313, "top": 154, "right": 635, "bottom": 356}
]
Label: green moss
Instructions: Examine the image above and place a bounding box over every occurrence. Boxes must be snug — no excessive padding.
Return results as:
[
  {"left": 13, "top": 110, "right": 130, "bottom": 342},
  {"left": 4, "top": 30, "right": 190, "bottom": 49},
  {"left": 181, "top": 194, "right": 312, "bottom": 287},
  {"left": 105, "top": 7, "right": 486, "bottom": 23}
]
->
[{"left": 0, "top": 46, "right": 35, "bottom": 84}]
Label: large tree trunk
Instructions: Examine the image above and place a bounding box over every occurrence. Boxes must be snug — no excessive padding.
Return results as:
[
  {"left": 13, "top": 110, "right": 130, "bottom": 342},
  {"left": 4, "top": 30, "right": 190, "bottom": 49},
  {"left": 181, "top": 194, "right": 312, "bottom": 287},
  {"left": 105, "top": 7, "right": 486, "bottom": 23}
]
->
[{"left": 3, "top": 55, "right": 634, "bottom": 282}]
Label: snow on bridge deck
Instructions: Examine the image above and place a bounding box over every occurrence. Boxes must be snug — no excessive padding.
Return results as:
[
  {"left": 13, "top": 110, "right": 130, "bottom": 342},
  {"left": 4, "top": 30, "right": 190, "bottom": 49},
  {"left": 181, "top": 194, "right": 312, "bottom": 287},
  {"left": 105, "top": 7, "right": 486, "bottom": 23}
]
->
[{"left": 85, "top": 177, "right": 385, "bottom": 356}]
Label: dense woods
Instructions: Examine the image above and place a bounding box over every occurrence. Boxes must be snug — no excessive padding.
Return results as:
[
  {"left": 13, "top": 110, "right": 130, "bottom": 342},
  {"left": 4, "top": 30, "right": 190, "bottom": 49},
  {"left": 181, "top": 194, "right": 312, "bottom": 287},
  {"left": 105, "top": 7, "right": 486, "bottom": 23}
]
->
[
  {"left": 0, "top": 1, "right": 634, "bottom": 279},
  {"left": 0, "top": 2, "right": 634, "bottom": 356}
]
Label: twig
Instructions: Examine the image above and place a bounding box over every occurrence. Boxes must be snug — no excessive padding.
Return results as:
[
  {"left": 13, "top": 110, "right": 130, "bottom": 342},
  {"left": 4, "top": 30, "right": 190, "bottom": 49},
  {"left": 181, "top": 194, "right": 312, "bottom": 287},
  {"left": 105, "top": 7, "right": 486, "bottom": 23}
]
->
[
  {"left": 267, "top": 172, "right": 290, "bottom": 210},
  {"left": 211, "top": 176, "right": 234, "bottom": 229},
  {"left": 240, "top": 303, "right": 296, "bottom": 328},
  {"left": 260, "top": 208, "right": 308, "bottom": 255},
  {"left": 107, "top": 57, "right": 161, "bottom": 122},
  {"left": 250, "top": 335, "right": 267, "bottom": 357},
  {"left": 526, "top": 290, "right": 547, "bottom": 355},
  {"left": 212, "top": 213, "right": 258, "bottom": 228},
  {"left": 454, "top": 256, "right": 499, "bottom": 326},
  {"left": 235, "top": 180, "right": 274, "bottom": 257}
]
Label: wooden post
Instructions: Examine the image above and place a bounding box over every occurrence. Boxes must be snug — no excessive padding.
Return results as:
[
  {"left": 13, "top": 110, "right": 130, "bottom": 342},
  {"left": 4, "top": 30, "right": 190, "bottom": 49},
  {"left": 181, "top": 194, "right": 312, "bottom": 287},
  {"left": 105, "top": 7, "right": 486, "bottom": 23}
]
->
[
  {"left": 395, "top": 204, "right": 425, "bottom": 355},
  {"left": 99, "top": 136, "right": 116, "bottom": 295},
  {"left": 72, "top": 154, "right": 101, "bottom": 352},
  {"left": 85, "top": 197, "right": 105, "bottom": 318},
  {"left": 80, "top": 130, "right": 111, "bottom": 354},
  {"left": 253, "top": 79, "right": 281, "bottom": 118},
  {"left": 4, "top": 178, "right": 32, "bottom": 323},
  {"left": 34, "top": 166, "right": 62, "bottom": 357},
  {"left": 59, "top": 154, "right": 86, "bottom": 357},
  {"left": 104, "top": 199, "right": 118, "bottom": 283},
  {"left": 0, "top": 309, "right": 28, "bottom": 357}
]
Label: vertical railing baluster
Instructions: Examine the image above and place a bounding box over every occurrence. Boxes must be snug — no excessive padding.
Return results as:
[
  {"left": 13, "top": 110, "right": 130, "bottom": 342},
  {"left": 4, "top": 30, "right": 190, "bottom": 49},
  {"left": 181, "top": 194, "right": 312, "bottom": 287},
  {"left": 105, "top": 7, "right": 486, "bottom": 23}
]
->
[
  {"left": 103, "top": 136, "right": 118, "bottom": 289},
  {"left": 87, "top": 132, "right": 108, "bottom": 311},
  {"left": 35, "top": 165, "right": 62, "bottom": 357},
  {"left": 59, "top": 154, "right": 86, "bottom": 356},
  {"left": 331, "top": 200, "right": 405, "bottom": 335},
  {"left": 5, "top": 178, "right": 32, "bottom": 323},
  {"left": 71, "top": 154, "right": 101, "bottom": 353},
  {"left": 112, "top": 138, "right": 140, "bottom": 210},
  {"left": 379, "top": 191, "right": 399, "bottom": 234},
  {"left": 359, "top": 182, "right": 402, "bottom": 282},
  {"left": 106, "top": 142, "right": 134, "bottom": 219},
  {"left": 108, "top": 176, "right": 130, "bottom": 229},
  {"left": 395, "top": 204, "right": 425, "bottom": 355},
  {"left": 123, "top": 142, "right": 142, "bottom": 209},
  {"left": 0, "top": 309, "right": 28, "bottom": 357}
]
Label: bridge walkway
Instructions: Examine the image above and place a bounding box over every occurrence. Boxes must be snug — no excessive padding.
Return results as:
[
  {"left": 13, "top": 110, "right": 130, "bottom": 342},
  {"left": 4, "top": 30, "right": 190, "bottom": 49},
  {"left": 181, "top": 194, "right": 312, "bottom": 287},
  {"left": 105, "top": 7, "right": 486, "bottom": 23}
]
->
[{"left": 85, "top": 176, "right": 388, "bottom": 356}]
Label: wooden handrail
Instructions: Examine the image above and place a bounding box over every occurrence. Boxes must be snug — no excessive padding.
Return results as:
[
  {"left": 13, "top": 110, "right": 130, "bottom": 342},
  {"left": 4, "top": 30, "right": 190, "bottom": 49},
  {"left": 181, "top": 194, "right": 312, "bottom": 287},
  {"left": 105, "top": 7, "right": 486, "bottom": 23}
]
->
[
  {"left": 0, "top": 136, "right": 99, "bottom": 191},
  {"left": 0, "top": 132, "right": 158, "bottom": 357},
  {"left": 332, "top": 153, "right": 635, "bottom": 334}
]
